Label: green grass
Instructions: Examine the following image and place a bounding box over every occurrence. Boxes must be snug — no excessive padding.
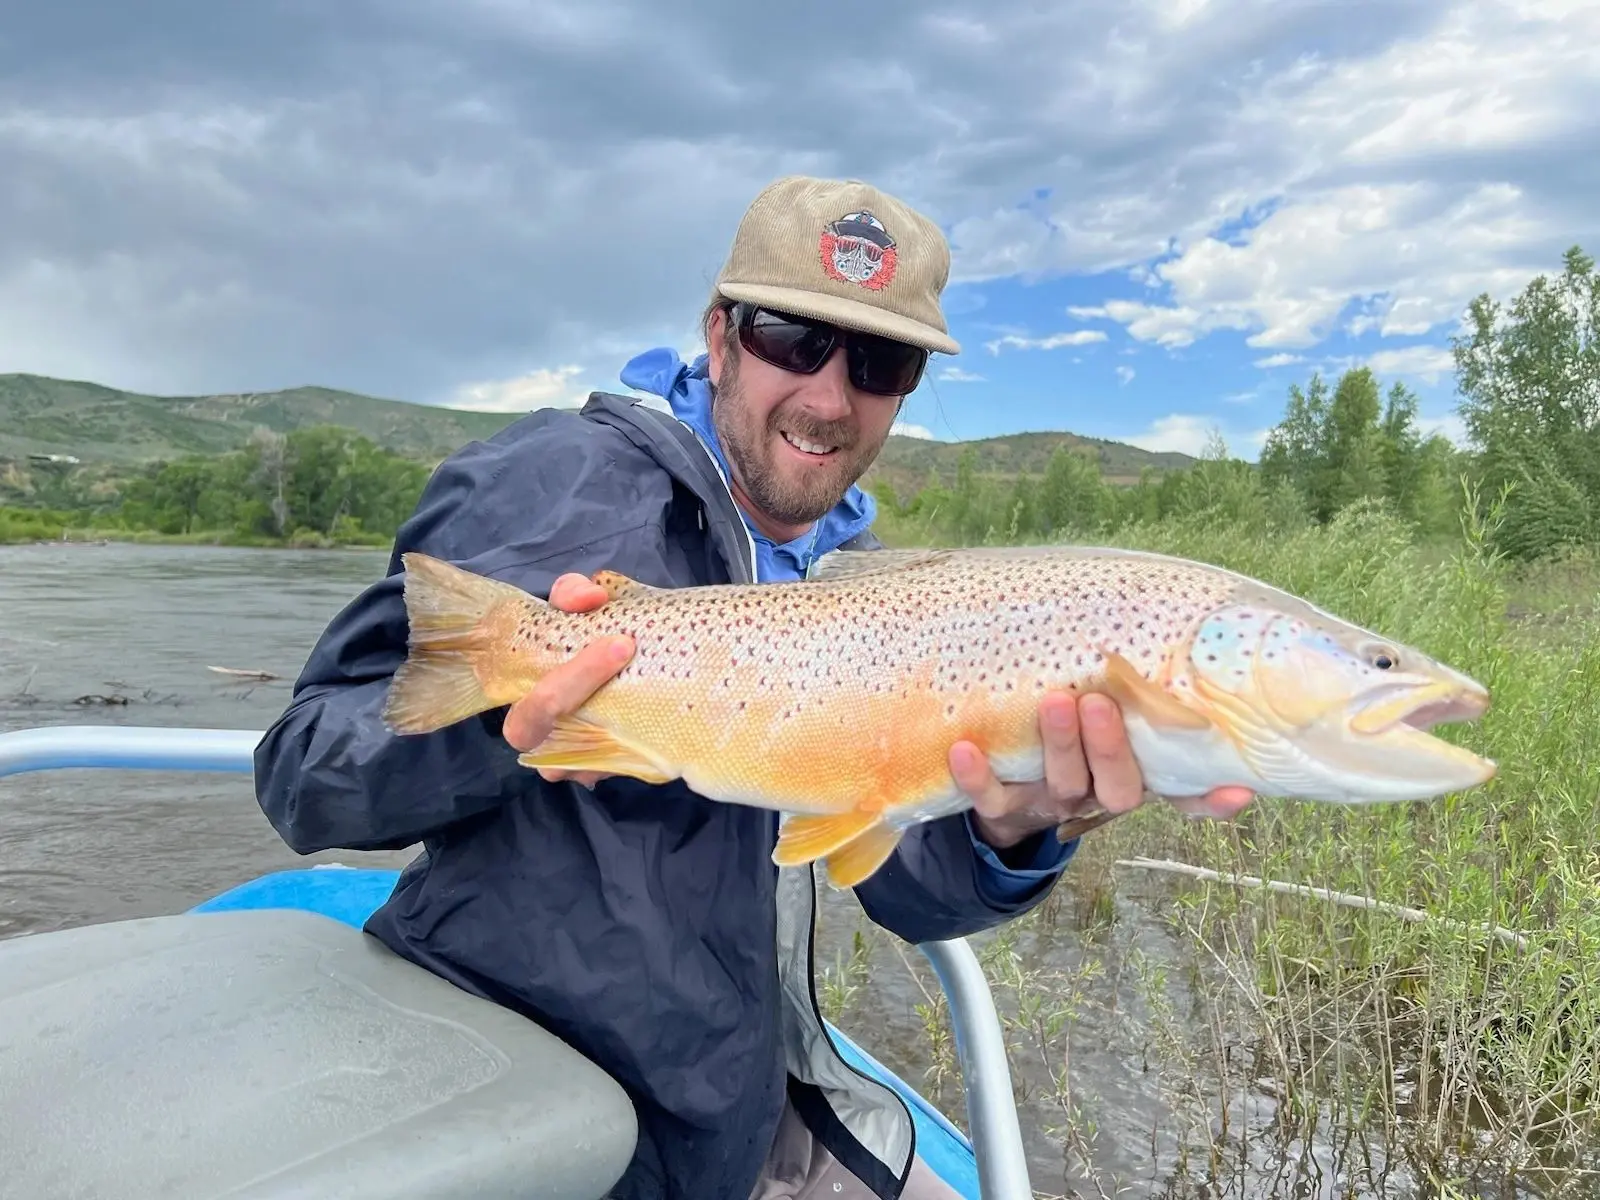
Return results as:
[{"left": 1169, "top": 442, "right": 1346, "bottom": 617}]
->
[{"left": 831, "top": 495, "right": 1599, "bottom": 1197}]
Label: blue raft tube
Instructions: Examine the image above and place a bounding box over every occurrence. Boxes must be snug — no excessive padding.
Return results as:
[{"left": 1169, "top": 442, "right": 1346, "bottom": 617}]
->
[{"left": 0, "top": 724, "right": 1036, "bottom": 1199}]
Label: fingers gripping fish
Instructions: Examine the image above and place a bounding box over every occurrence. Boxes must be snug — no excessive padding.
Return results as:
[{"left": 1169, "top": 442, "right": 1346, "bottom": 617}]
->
[{"left": 380, "top": 545, "right": 1496, "bottom": 888}]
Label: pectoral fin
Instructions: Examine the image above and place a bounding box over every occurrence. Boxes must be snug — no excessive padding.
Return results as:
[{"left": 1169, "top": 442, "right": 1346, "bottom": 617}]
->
[
  {"left": 1054, "top": 805, "right": 1123, "bottom": 843},
  {"left": 1097, "top": 649, "right": 1213, "bottom": 732},
  {"left": 516, "top": 714, "right": 678, "bottom": 785}
]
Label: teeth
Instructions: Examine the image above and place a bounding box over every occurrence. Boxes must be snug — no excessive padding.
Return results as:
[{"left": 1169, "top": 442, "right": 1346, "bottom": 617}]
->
[{"left": 782, "top": 431, "right": 836, "bottom": 455}]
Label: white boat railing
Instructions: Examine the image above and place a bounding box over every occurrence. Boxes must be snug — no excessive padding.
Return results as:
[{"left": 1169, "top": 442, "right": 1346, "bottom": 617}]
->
[{"left": 0, "top": 723, "right": 1035, "bottom": 1200}]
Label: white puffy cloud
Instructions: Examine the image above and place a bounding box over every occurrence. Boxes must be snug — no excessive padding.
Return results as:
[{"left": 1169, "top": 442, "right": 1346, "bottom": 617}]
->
[
  {"left": 891, "top": 421, "right": 938, "bottom": 440},
  {"left": 1114, "top": 182, "right": 1549, "bottom": 351},
  {"left": 1361, "top": 345, "right": 1458, "bottom": 385},
  {"left": 443, "top": 366, "right": 589, "bottom": 412},
  {"left": 983, "top": 331, "right": 1107, "bottom": 355},
  {"left": 1121, "top": 414, "right": 1272, "bottom": 460},
  {"left": 1068, "top": 300, "right": 1251, "bottom": 349}
]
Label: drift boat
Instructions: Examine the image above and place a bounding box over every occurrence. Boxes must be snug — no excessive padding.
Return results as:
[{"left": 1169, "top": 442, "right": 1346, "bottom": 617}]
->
[{"left": 0, "top": 724, "right": 1035, "bottom": 1199}]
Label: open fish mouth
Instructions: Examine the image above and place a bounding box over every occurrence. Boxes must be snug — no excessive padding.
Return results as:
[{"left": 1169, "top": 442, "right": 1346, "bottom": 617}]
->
[
  {"left": 1349, "top": 680, "right": 1491, "bottom": 736},
  {"left": 1337, "top": 678, "right": 1498, "bottom": 793}
]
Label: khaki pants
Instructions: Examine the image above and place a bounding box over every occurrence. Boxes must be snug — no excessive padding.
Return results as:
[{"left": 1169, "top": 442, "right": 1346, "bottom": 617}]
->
[{"left": 749, "top": 1096, "right": 965, "bottom": 1200}]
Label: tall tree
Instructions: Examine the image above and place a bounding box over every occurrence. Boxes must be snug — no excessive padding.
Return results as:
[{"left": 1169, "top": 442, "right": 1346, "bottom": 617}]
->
[
  {"left": 1259, "top": 371, "right": 1329, "bottom": 517},
  {"left": 1452, "top": 244, "right": 1600, "bottom": 556},
  {"left": 1321, "top": 367, "right": 1387, "bottom": 520}
]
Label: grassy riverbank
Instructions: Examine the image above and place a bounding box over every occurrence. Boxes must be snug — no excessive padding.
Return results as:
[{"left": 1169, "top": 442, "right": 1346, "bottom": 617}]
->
[
  {"left": 832, "top": 498, "right": 1598, "bottom": 1198},
  {"left": 0, "top": 505, "right": 392, "bottom": 549}
]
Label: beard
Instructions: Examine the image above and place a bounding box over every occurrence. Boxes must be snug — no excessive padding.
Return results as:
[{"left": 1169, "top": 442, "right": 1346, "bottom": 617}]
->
[{"left": 710, "top": 352, "right": 890, "bottom": 529}]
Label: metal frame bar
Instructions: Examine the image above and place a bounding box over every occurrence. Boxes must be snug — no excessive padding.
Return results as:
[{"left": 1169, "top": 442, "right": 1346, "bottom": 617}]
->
[
  {"left": 0, "top": 723, "right": 1035, "bottom": 1198},
  {"left": 0, "top": 724, "right": 262, "bottom": 778}
]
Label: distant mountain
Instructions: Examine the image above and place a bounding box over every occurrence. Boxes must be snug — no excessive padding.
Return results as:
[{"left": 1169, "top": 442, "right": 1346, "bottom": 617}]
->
[
  {"left": 0, "top": 373, "right": 1196, "bottom": 489},
  {"left": 0, "top": 374, "right": 514, "bottom": 465},
  {"left": 865, "top": 429, "right": 1195, "bottom": 497}
]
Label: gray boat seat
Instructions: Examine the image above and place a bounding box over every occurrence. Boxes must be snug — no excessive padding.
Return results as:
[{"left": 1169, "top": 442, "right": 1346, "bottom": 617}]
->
[{"left": 0, "top": 908, "right": 638, "bottom": 1199}]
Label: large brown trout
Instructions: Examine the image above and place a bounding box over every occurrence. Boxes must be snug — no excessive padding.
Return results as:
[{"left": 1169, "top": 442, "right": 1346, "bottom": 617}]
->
[{"left": 381, "top": 545, "right": 1496, "bottom": 886}]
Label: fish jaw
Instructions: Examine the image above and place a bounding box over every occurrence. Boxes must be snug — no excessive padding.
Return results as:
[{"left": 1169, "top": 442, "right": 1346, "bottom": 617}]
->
[
  {"left": 1325, "top": 718, "right": 1498, "bottom": 802},
  {"left": 1320, "top": 671, "right": 1498, "bottom": 801},
  {"left": 1181, "top": 603, "right": 1498, "bottom": 804}
]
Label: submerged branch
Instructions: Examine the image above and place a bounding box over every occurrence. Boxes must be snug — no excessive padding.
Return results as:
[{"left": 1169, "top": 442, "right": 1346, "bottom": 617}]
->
[{"left": 1114, "top": 856, "right": 1533, "bottom": 952}]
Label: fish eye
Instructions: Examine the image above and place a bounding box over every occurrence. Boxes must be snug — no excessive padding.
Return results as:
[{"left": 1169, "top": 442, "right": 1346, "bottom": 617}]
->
[{"left": 1371, "top": 649, "right": 1398, "bottom": 670}]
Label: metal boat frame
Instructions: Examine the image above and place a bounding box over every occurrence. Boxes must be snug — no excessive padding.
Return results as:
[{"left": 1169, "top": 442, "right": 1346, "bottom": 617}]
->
[{"left": 0, "top": 723, "right": 1036, "bottom": 1199}]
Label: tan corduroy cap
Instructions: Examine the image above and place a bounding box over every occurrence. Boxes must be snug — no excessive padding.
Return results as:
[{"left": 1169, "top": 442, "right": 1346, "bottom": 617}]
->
[{"left": 713, "top": 175, "right": 961, "bottom": 355}]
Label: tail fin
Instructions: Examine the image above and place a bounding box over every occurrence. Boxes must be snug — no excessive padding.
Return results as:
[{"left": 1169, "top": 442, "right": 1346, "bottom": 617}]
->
[{"left": 382, "top": 552, "right": 542, "bottom": 735}]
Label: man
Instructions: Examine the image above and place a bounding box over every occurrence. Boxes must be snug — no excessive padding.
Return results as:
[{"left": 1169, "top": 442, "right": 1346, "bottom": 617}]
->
[{"left": 254, "top": 175, "right": 1252, "bottom": 1199}]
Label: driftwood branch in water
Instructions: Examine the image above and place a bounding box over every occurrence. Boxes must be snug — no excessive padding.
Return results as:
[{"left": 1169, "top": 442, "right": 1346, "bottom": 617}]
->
[
  {"left": 1113, "top": 855, "right": 1532, "bottom": 952},
  {"left": 207, "top": 665, "right": 280, "bottom": 682}
]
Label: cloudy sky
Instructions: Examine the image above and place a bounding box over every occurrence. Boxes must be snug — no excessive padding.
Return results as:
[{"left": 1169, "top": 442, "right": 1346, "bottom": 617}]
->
[{"left": 3, "top": 1, "right": 1596, "bottom": 457}]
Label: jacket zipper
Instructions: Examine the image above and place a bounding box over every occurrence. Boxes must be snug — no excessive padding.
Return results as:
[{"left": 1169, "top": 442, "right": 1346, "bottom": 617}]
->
[{"left": 675, "top": 407, "right": 917, "bottom": 1195}]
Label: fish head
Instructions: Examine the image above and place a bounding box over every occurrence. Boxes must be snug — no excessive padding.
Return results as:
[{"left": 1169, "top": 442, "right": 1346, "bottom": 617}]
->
[{"left": 1180, "top": 599, "right": 1496, "bottom": 803}]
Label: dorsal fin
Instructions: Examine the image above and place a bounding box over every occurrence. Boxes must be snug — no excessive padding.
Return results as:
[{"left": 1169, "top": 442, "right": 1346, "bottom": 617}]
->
[
  {"left": 806, "top": 548, "right": 956, "bottom": 583},
  {"left": 589, "top": 569, "right": 661, "bottom": 601}
]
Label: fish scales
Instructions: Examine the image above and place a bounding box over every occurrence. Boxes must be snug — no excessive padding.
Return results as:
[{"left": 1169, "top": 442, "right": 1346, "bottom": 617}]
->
[
  {"left": 470, "top": 552, "right": 1237, "bottom": 822},
  {"left": 382, "top": 545, "right": 1496, "bottom": 888}
]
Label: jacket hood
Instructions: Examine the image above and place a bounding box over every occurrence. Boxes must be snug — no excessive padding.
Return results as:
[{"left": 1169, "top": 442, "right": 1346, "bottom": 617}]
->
[{"left": 618, "top": 346, "right": 878, "bottom": 580}]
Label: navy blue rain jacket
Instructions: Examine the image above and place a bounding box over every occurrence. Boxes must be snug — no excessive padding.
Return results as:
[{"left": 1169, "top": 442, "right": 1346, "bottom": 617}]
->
[{"left": 254, "top": 386, "right": 1074, "bottom": 1199}]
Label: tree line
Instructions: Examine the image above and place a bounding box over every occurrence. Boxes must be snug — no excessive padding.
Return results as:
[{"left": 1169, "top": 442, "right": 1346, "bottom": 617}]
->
[
  {"left": 0, "top": 425, "right": 431, "bottom": 547},
  {"left": 874, "top": 244, "right": 1598, "bottom": 564}
]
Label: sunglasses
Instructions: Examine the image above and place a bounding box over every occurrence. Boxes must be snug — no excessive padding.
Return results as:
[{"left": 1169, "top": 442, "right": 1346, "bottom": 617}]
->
[{"left": 732, "top": 303, "right": 929, "bottom": 398}]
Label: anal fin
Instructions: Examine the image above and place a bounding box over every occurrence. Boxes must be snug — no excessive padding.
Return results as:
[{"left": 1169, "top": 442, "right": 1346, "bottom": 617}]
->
[
  {"left": 823, "top": 823, "right": 904, "bottom": 889},
  {"left": 771, "top": 810, "right": 905, "bottom": 889},
  {"left": 1097, "top": 649, "right": 1212, "bottom": 732},
  {"left": 773, "top": 811, "right": 882, "bottom": 866},
  {"left": 516, "top": 714, "right": 677, "bottom": 785}
]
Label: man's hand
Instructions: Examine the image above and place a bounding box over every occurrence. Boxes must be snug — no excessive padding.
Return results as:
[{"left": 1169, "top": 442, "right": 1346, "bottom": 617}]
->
[
  {"left": 502, "top": 572, "right": 634, "bottom": 787},
  {"left": 953, "top": 691, "right": 1255, "bottom": 851}
]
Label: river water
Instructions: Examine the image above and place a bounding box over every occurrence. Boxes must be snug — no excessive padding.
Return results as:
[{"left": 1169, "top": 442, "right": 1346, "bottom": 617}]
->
[{"left": 0, "top": 541, "right": 1548, "bottom": 1198}]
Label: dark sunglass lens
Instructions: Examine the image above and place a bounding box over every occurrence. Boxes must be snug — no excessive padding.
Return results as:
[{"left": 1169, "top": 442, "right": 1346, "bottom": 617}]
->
[
  {"left": 848, "top": 334, "right": 928, "bottom": 396},
  {"left": 745, "top": 308, "right": 835, "bottom": 373}
]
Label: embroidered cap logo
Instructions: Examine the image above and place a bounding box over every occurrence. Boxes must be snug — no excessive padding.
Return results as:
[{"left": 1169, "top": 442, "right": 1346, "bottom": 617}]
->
[
  {"left": 710, "top": 176, "right": 959, "bottom": 355},
  {"left": 819, "top": 210, "right": 897, "bottom": 291}
]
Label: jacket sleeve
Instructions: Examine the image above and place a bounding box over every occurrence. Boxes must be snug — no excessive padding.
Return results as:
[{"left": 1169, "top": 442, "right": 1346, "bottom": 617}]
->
[
  {"left": 851, "top": 817, "right": 1079, "bottom": 944},
  {"left": 253, "top": 416, "right": 666, "bottom": 854}
]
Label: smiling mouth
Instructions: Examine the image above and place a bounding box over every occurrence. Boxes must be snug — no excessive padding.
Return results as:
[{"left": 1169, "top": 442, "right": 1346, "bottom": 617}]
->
[{"left": 780, "top": 430, "right": 840, "bottom": 458}]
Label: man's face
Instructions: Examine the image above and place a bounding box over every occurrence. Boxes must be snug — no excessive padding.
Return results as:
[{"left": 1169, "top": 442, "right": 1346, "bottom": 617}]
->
[{"left": 706, "top": 308, "right": 904, "bottom": 537}]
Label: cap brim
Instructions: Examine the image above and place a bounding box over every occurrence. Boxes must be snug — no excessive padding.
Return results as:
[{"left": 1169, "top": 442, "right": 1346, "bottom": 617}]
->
[{"left": 717, "top": 282, "right": 960, "bottom": 356}]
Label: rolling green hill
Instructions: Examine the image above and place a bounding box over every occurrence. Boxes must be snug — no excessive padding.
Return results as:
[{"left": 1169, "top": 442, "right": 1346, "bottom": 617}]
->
[
  {"left": 864, "top": 428, "right": 1195, "bottom": 498},
  {"left": 0, "top": 372, "right": 1196, "bottom": 488},
  {"left": 0, "top": 373, "right": 516, "bottom": 465}
]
